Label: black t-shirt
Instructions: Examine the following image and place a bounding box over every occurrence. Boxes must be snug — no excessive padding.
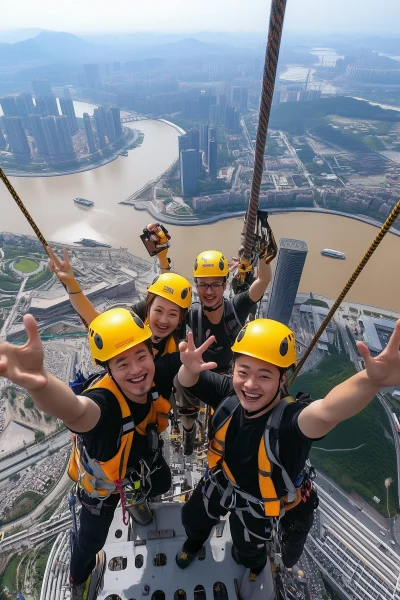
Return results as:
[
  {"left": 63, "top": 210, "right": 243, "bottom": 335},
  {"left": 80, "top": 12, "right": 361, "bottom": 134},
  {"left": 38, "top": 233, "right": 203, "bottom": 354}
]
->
[
  {"left": 188, "top": 291, "right": 256, "bottom": 373},
  {"left": 188, "top": 371, "right": 316, "bottom": 498},
  {"left": 74, "top": 353, "right": 181, "bottom": 470}
]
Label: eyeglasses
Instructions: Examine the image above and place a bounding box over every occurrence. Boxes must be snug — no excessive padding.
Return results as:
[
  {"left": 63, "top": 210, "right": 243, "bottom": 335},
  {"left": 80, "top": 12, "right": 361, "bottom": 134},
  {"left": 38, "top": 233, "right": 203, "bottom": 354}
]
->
[{"left": 197, "top": 283, "right": 224, "bottom": 291}]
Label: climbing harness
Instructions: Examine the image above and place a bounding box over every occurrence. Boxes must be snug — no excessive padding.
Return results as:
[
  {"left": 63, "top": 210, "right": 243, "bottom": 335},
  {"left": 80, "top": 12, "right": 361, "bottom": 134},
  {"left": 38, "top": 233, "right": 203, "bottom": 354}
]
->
[{"left": 190, "top": 298, "right": 243, "bottom": 349}]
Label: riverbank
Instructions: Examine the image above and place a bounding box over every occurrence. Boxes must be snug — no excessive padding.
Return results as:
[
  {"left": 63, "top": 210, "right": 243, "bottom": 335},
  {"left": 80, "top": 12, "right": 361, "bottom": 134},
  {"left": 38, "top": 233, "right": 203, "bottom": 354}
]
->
[
  {"left": 0, "top": 127, "right": 139, "bottom": 178},
  {"left": 127, "top": 199, "right": 400, "bottom": 237}
]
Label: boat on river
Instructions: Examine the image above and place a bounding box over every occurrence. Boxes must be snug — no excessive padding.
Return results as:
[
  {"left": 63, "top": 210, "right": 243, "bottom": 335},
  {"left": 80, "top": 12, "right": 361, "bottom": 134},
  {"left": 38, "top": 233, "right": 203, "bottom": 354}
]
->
[
  {"left": 321, "top": 248, "right": 346, "bottom": 260},
  {"left": 73, "top": 197, "right": 94, "bottom": 208}
]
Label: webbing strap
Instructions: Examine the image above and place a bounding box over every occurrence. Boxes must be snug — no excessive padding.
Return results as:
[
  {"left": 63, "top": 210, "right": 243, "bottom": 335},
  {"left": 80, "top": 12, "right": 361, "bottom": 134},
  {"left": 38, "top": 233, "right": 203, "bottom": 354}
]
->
[{"left": 265, "top": 400, "right": 296, "bottom": 502}]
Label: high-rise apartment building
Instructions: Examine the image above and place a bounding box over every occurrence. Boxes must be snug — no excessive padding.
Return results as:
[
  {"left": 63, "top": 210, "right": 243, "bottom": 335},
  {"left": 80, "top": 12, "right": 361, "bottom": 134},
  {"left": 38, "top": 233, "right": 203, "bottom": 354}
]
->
[
  {"left": 83, "top": 113, "right": 97, "bottom": 153},
  {"left": 266, "top": 238, "right": 308, "bottom": 325},
  {"left": 199, "top": 124, "right": 209, "bottom": 165},
  {"left": 3, "top": 116, "right": 30, "bottom": 156},
  {"left": 63, "top": 86, "right": 72, "bottom": 99},
  {"left": 84, "top": 64, "right": 101, "bottom": 90},
  {"left": 0, "top": 129, "right": 7, "bottom": 150},
  {"left": 105, "top": 109, "right": 116, "bottom": 142},
  {"left": 32, "top": 79, "right": 52, "bottom": 97},
  {"left": 93, "top": 107, "right": 107, "bottom": 148},
  {"left": 0, "top": 96, "right": 18, "bottom": 117},
  {"left": 29, "top": 115, "right": 49, "bottom": 155},
  {"left": 59, "top": 98, "right": 78, "bottom": 134},
  {"left": 42, "top": 116, "right": 61, "bottom": 156},
  {"left": 55, "top": 116, "right": 74, "bottom": 155},
  {"left": 180, "top": 149, "right": 198, "bottom": 197},
  {"left": 208, "top": 139, "right": 218, "bottom": 179},
  {"left": 110, "top": 106, "right": 123, "bottom": 139}
]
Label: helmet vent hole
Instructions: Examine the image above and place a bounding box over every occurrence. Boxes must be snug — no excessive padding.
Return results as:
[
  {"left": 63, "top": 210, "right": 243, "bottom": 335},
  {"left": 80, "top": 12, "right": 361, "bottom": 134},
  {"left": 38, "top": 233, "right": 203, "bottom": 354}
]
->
[
  {"left": 152, "top": 276, "right": 159, "bottom": 285},
  {"left": 219, "top": 259, "right": 224, "bottom": 271},
  {"left": 280, "top": 338, "right": 289, "bottom": 356},
  {"left": 237, "top": 328, "right": 246, "bottom": 342},
  {"left": 94, "top": 334, "right": 103, "bottom": 350},
  {"left": 133, "top": 315, "right": 145, "bottom": 329},
  {"left": 181, "top": 288, "right": 188, "bottom": 299}
]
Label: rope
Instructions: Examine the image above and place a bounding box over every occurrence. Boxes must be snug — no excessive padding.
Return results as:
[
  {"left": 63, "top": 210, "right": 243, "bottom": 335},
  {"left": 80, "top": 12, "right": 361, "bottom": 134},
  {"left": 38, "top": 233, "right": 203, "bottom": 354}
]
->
[
  {"left": 288, "top": 200, "right": 400, "bottom": 386},
  {"left": 0, "top": 167, "right": 48, "bottom": 247},
  {"left": 0, "top": 166, "right": 88, "bottom": 328},
  {"left": 242, "top": 0, "right": 287, "bottom": 263}
]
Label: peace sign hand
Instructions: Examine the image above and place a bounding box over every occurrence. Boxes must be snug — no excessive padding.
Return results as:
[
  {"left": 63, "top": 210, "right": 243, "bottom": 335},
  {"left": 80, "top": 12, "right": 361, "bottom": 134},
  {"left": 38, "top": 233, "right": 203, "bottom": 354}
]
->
[
  {"left": 47, "top": 246, "right": 78, "bottom": 291},
  {"left": 357, "top": 320, "right": 400, "bottom": 388},
  {"left": 179, "top": 332, "right": 218, "bottom": 374}
]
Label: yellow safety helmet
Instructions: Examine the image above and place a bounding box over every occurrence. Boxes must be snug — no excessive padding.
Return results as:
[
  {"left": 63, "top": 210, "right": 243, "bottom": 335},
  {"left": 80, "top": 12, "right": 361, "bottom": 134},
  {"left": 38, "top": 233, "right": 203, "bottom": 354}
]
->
[
  {"left": 193, "top": 250, "right": 229, "bottom": 278},
  {"left": 88, "top": 308, "right": 152, "bottom": 364},
  {"left": 232, "top": 319, "right": 296, "bottom": 369},
  {"left": 147, "top": 273, "right": 192, "bottom": 309}
]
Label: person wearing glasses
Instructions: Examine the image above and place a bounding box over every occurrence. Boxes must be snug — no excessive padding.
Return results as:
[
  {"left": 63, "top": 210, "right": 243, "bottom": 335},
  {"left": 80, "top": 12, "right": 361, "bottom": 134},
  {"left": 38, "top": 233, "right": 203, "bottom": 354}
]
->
[{"left": 175, "top": 249, "right": 274, "bottom": 454}]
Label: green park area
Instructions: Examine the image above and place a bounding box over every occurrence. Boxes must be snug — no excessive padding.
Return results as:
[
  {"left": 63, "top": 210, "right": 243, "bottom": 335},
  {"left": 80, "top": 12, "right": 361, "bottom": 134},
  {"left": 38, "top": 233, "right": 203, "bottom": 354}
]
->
[
  {"left": 0, "top": 491, "right": 43, "bottom": 525},
  {"left": 290, "top": 353, "right": 398, "bottom": 515},
  {"left": 13, "top": 257, "right": 39, "bottom": 274}
]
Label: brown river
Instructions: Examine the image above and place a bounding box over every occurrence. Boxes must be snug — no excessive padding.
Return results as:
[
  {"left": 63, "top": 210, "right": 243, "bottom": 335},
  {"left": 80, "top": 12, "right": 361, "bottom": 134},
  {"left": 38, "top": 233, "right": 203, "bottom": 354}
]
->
[{"left": 0, "top": 102, "right": 399, "bottom": 312}]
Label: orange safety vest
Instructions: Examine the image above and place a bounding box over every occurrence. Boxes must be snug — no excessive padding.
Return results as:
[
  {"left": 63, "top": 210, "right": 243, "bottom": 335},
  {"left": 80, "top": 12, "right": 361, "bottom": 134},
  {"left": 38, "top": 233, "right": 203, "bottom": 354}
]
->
[
  {"left": 68, "top": 373, "right": 171, "bottom": 500},
  {"left": 207, "top": 396, "right": 301, "bottom": 518}
]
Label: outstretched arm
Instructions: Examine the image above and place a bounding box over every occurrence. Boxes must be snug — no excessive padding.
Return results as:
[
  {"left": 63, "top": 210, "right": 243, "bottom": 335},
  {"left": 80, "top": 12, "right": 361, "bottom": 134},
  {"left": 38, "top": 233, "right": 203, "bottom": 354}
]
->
[
  {"left": 298, "top": 320, "right": 400, "bottom": 438},
  {"left": 47, "top": 246, "right": 99, "bottom": 325},
  {"left": 0, "top": 315, "right": 100, "bottom": 432}
]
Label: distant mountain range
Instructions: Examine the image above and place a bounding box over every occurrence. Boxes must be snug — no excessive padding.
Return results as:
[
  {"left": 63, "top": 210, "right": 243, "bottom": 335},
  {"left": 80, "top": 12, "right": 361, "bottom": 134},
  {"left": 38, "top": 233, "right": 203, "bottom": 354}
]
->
[{"left": 0, "top": 30, "right": 263, "bottom": 65}]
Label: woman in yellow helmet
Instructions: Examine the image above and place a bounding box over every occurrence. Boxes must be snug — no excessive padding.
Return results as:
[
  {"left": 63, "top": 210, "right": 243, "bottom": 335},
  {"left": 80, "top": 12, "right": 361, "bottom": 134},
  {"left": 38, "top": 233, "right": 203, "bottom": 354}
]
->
[
  {"left": 47, "top": 247, "right": 192, "bottom": 359},
  {"left": 174, "top": 318, "right": 400, "bottom": 581}
]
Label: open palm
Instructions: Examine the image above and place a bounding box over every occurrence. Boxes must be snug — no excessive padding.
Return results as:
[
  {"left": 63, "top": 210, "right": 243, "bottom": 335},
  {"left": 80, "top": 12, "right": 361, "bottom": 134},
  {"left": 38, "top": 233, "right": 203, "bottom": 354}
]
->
[
  {"left": 0, "top": 315, "right": 47, "bottom": 391},
  {"left": 179, "top": 332, "right": 218, "bottom": 374},
  {"left": 357, "top": 320, "right": 400, "bottom": 388}
]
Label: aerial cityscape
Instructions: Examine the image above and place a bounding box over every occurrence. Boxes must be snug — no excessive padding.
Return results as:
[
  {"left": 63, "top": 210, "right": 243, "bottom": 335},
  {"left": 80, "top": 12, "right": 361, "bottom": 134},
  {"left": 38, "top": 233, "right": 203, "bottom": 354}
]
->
[{"left": 1, "top": 0, "right": 400, "bottom": 599}]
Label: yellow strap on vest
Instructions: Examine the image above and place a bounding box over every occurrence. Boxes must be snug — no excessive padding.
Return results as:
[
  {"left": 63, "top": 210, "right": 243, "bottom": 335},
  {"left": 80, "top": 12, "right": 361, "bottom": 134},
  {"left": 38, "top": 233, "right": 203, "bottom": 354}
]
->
[{"left": 258, "top": 433, "right": 281, "bottom": 517}]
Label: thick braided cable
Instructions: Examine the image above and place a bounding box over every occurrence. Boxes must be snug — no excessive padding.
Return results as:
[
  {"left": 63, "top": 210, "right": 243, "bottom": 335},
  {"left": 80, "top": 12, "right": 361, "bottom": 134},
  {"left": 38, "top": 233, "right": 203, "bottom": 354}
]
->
[
  {"left": 242, "top": 0, "right": 287, "bottom": 262},
  {"left": 288, "top": 200, "right": 400, "bottom": 387},
  {"left": 0, "top": 167, "right": 48, "bottom": 247}
]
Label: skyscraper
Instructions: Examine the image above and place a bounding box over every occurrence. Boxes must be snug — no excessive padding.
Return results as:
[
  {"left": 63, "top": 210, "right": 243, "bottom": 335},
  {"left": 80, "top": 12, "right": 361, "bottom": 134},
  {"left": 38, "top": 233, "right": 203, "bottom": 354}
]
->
[
  {"left": 55, "top": 116, "right": 74, "bottom": 155},
  {"left": 199, "top": 124, "right": 209, "bottom": 165},
  {"left": 266, "top": 238, "right": 308, "bottom": 325},
  {"left": 63, "top": 86, "right": 72, "bottom": 99},
  {"left": 29, "top": 114, "right": 48, "bottom": 155},
  {"left": 3, "top": 117, "right": 30, "bottom": 156},
  {"left": 15, "top": 96, "right": 30, "bottom": 129},
  {"left": 84, "top": 64, "right": 101, "bottom": 90},
  {"left": 105, "top": 109, "right": 116, "bottom": 142},
  {"left": 178, "top": 133, "right": 191, "bottom": 154},
  {"left": 0, "top": 96, "right": 18, "bottom": 117},
  {"left": 34, "top": 97, "right": 49, "bottom": 117},
  {"left": 20, "top": 93, "right": 36, "bottom": 116},
  {"left": 199, "top": 93, "right": 211, "bottom": 120},
  {"left": 240, "top": 87, "right": 249, "bottom": 112},
  {"left": 42, "top": 116, "right": 61, "bottom": 156},
  {"left": 208, "top": 139, "right": 218, "bottom": 179},
  {"left": 44, "top": 95, "right": 59, "bottom": 117},
  {"left": 110, "top": 107, "right": 123, "bottom": 139},
  {"left": 32, "top": 79, "right": 52, "bottom": 97},
  {"left": 59, "top": 98, "right": 78, "bottom": 134},
  {"left": 83, "top": 113, "right": 96, "bottom": 153},
  {"left": 180, "top": 149, "right": 198, "bottom": 197},
  {"left": 0, "top": 129, "right": 7, "bottom": 150},
  {"left": 93, "top": 107, "right": 107, "bottom": 148},
  {"left": 225, "top": 105, "right": 240, "bottom": 130}
]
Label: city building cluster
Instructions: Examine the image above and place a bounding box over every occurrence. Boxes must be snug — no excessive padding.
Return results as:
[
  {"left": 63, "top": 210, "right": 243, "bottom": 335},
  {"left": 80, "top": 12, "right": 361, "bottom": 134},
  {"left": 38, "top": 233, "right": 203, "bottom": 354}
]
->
[
  {"left": 0, "top": 79, "right": 124, "bottom": 163},
  {"left": 179, "top": 125, "right": 218, "bottom": 196}
]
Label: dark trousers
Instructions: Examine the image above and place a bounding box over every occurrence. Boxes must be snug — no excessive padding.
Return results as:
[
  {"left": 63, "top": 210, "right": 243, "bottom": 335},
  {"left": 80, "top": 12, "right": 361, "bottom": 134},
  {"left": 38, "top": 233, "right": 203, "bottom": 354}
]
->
[
  {"left": 182, "top": 481, "right": 270, "bottom": 574},
  {"left": 70, "top": 456, "right": 171, "bottom": 584}
]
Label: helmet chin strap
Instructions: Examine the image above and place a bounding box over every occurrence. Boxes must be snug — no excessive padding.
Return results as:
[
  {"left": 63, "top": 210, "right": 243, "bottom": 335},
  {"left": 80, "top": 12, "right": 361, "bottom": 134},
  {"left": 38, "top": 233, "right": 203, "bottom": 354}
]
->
[
  {"left": 244, "top": 378, "right": 283, "bottom": 417},
  {"left": 203, "top": 300, "right": 223, "bottom": 313}
]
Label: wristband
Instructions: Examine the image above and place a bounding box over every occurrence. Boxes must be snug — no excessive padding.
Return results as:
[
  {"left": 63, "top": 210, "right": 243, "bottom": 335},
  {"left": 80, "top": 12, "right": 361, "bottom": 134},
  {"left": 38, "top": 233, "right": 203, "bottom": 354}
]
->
[{"left": 68, "top": 289, "right": 82, "bottom": 295}]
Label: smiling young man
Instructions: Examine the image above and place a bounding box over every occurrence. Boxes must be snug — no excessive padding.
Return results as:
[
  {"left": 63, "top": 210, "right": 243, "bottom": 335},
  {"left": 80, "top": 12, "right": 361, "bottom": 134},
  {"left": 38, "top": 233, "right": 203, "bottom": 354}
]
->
[
  {"left": 0, "top": 308, "right": 184, "bottom": 600},
  {"left": 174, "top": 249, "right": 274, "bottom": 454},
  {"left": 175, "top": 318, "right": 400, "bottom": 581}
]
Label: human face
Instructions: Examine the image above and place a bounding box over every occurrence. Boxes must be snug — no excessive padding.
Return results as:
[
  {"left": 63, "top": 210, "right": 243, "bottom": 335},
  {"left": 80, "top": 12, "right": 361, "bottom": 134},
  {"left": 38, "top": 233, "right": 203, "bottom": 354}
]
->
[
  {"left": 196, "top": 277, "right": 226, "bottom": 309},
  {"left": 233, "top": 355, "right": 285, "bottom": 414},
  {"left": 148, "top": 296, "right": 181, "bottom": 341},
  {"left": 108, "top": 343, "right": 155, "bottom": 402}
]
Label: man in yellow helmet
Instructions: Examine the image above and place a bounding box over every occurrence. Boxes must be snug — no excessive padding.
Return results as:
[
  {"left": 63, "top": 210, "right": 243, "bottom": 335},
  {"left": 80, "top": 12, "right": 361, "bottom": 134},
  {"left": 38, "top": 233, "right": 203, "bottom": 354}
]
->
[
  {"left": 175, "top": 249, "right": 273, "bottom": 455},
  {"left": 0, "top": 308, "right": 209, "bottom": 600},
  {"left": 175, "top": 319, "right": 400, "bottom": 581}
]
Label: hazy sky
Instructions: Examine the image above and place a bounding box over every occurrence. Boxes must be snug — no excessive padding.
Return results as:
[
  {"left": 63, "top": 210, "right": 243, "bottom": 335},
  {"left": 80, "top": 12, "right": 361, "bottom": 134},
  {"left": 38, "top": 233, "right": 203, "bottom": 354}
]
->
[{"left": 0, "top": 0, "right": 399, "bottom": 35}]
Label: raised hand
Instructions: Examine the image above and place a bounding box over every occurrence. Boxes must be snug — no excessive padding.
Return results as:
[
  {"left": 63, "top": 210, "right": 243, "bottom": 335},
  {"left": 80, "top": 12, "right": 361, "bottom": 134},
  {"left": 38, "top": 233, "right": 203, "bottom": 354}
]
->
[
  {"left": 179, "top": 332, "right": 218, "bottom": 374},
  {"left": 0, "top": 315, "right": 47, "bottom": 391},
  {"left": 47, "top": 246, "right": 79, "bottom": 291},
  {"left": 357, "top": 320, "right": 400, "bottom": 388}
]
